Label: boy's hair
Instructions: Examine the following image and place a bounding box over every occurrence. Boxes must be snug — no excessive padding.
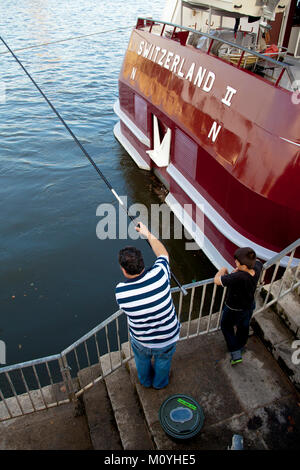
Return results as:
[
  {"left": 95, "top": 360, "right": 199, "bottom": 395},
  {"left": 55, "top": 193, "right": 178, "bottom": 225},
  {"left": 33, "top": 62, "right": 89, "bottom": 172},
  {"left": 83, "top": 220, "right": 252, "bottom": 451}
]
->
[
  {"left": 234, "top": 247, "right": 256, "bottom": 269},
  {"left": 119, "top": 246, "right": 145, "bottom": 275}
]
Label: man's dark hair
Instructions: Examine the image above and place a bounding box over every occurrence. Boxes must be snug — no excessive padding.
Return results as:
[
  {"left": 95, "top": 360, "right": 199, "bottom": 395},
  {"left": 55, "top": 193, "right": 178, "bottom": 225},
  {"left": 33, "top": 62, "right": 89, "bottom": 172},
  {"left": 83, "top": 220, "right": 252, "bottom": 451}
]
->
[
  {"left": 234, "top": 247, "right": 256, "bottom": 269},
  {"left": 119, "top": 246, "right": 145, "bottom": 275}
]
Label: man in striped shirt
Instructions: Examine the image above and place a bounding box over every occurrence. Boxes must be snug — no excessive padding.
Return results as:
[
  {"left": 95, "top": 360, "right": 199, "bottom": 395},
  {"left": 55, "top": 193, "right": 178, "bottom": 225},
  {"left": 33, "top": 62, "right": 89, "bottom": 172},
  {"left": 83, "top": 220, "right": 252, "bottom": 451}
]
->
[{"left": 115, "top": 222, "right": 180, "bottom": 389}]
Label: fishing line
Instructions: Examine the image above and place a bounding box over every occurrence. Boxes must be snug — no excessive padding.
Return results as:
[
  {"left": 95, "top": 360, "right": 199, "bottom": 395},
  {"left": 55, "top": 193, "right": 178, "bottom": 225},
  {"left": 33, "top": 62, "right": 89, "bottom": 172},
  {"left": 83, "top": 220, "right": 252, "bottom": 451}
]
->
[
  {"left": 0, "top": 26, "right": 133, "bottom": 55},
  {"left": 0, "top": 35, "right": 188, "bottom": 296}
]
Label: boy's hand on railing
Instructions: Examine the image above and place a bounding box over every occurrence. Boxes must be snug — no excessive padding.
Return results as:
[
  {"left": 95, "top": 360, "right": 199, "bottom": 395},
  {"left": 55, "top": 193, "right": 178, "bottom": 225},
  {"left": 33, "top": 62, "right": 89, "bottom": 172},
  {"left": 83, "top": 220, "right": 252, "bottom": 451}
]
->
[
  {"left": 214, "top": 267, "right": 228, "bottom": 285},
  {"left": 219, "top": 267, "right": 229, "bottom": 275}
]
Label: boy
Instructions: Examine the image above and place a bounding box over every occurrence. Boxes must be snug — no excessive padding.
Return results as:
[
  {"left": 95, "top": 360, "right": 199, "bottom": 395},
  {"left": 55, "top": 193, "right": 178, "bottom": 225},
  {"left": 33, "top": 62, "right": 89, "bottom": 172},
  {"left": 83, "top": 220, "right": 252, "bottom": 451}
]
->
[{"left": 214, "top": 247, "right": 263, "bottom": 365}]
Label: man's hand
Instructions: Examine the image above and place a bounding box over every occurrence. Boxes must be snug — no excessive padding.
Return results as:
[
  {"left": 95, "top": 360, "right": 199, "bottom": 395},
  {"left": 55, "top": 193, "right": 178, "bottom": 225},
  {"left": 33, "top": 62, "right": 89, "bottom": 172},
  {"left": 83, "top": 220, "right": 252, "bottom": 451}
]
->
[
  {"left": 135, "top": 221, "right": 169, "bottom": 258},
  {"left": 135, "top": 221, "right": 151, "bottom": 239}
]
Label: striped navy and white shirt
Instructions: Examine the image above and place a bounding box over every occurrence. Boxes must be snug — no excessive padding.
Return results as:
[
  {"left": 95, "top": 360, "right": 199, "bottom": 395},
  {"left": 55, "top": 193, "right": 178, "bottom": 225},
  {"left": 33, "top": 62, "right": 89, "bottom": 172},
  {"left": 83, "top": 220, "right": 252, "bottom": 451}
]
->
[{"left": 115, "top": 255, "right": 180, "bottom": 348}]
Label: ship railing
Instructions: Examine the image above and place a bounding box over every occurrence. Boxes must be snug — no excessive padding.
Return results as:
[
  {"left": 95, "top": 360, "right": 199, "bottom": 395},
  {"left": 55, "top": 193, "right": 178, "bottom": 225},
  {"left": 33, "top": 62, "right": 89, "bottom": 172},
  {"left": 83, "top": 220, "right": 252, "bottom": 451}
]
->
[
  {"left": 135, "top": 17, "right": 298, "bottom": 91},
  {"left": 1, "top": 238, "right": 300, "bottom": 421}
]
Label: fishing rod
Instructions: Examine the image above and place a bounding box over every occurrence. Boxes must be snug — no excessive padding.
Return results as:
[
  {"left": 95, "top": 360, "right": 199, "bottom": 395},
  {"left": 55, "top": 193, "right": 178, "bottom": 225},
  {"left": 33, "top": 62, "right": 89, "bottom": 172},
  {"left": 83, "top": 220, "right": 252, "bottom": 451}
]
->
[{"left": 0, "top": 35, "right": 188, "bottom": 296}]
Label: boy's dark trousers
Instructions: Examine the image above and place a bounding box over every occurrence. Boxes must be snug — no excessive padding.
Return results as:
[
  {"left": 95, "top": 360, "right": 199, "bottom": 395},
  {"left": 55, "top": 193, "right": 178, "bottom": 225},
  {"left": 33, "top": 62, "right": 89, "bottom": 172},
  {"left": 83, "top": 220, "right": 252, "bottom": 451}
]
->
[{"left": 220, "top": 303, "right": 255, "bottom": 353}]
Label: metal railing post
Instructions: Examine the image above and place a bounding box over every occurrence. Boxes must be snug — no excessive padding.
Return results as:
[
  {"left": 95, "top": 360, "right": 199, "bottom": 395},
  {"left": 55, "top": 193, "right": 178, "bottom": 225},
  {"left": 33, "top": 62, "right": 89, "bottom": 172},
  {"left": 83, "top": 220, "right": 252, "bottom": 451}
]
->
[
  {"left": 237, "top": 51, "right": 245, "bottom": 68},
  {"left": 59, "top": 354, "right": 76, "bottom": 403},
  {"left": 207, "top": 38, "right": 214, "bottom": 55}
]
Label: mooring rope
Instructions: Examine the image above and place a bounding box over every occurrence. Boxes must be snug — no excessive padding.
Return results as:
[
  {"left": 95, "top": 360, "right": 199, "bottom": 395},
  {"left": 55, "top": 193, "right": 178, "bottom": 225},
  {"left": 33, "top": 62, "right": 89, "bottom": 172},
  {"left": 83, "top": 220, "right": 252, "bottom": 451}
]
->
[
  {"left": 0, "top": 26, "right": 132, "bottom": 55},
  {"left": 0, "top": 34, "right": 187, "bottom": 295}
]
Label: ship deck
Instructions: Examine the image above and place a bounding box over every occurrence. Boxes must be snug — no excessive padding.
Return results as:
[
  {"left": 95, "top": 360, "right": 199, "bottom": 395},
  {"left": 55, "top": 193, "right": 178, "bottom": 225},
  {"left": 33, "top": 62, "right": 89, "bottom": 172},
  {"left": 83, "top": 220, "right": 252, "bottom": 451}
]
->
[
  {"left": 280, "top": 55, "right": 300, "bottom": 90},
  {"left": 254, "top": 54, "right": 300, "bottom": 91}
]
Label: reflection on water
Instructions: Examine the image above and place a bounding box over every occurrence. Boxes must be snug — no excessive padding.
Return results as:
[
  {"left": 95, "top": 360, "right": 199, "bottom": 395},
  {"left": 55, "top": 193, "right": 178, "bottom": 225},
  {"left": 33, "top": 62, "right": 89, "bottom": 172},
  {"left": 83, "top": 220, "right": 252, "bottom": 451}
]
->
[{"left": 0, "top": 0, "right": 216, "bottom": 367}]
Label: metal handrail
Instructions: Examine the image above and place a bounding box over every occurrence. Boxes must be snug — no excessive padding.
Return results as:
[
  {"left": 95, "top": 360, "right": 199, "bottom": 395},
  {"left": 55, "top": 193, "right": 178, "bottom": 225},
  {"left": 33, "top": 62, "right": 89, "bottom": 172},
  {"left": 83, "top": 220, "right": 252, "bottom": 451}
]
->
[
  {"left": 1, "top": 239, "right": 299, "bottom": 421},
  {"left": 136, "top": 17, "right": 296, "bottom": 88},
  {"left": 0, "top": 354, "right": 61, "bottom": 374},
  {"left": 263, "top": 238, "right": 300, "bottom": 269},
  {"left": 61, "top": 309, "right": 124, "bottom": 356},
  {"left": 0, "top": 277, "right": 220, "bottom": 421},
  {"left": 255, "top": 238, "right": 300, "bottom": 314}
]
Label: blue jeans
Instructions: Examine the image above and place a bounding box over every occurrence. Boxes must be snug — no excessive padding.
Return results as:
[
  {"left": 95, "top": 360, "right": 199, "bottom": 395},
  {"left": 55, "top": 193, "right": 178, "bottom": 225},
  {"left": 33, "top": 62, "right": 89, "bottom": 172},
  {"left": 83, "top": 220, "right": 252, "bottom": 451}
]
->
[
  {"left": 220, "top": 303, "right": 255, "bottom": 355},
  {"left": 130, "top": 337, "right": 177, "bottom": 389}
]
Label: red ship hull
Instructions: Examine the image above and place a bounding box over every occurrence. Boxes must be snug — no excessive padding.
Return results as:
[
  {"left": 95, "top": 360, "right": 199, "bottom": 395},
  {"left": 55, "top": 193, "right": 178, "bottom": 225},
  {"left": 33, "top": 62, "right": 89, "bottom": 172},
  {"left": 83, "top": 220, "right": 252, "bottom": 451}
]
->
[{"left": 114, "top": 25, "right": 300, "bottom": 269}]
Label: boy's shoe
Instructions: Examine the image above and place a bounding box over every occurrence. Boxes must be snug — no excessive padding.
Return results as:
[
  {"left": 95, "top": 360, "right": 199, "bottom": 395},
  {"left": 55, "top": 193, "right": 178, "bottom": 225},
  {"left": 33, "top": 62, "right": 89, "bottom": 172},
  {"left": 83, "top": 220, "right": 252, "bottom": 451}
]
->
[
  {"left": 230, "top": 357, "right": 243, "bottom": 366},
  {"left": 230, "top": 350, "right": 243, "bottom": 365}
]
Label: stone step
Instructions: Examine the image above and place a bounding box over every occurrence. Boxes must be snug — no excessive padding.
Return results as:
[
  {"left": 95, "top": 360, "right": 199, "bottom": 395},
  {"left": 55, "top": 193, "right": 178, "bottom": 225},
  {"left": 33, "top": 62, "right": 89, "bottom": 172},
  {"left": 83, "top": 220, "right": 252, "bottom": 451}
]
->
[
  {"left": 101, "top": 350, "right": 154, "bottom": 450},
  {"left": 251, "top": 306, "right": 300, "bottom": 392},
  {"left": 77, "top": 363, "right": 122, "bottom": 450},
  {"left": 0, "top": 401, "right": 92, "bottom": 450},
  {"left": 0, "top": 378, "right": 79, "bottom": 421}
]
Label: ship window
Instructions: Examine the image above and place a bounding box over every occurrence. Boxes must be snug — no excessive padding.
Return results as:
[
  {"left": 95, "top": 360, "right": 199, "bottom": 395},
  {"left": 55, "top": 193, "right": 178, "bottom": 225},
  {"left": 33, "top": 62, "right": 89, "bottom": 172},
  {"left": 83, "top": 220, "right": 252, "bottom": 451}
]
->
[
  {"left": 173, "top": 128, "right": 198, "bottom": 180},
  {"left": 134, "top": 94, "right": 148, "bottom": 134}
]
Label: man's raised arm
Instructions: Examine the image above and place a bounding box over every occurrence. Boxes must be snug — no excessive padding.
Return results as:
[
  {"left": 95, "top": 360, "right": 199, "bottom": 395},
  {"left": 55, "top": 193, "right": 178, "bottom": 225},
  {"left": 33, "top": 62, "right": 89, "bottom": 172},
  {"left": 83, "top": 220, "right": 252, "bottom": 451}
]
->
[{"left": 135, "top": 222, "right": 169, "bottom": 259}]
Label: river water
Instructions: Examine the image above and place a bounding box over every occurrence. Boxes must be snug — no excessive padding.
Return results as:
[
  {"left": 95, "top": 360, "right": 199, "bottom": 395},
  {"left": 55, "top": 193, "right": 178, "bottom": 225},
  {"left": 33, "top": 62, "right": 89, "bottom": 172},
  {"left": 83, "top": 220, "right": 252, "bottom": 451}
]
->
[{"left": 0, "top": 0, "right": 215, "bottom": 366}]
